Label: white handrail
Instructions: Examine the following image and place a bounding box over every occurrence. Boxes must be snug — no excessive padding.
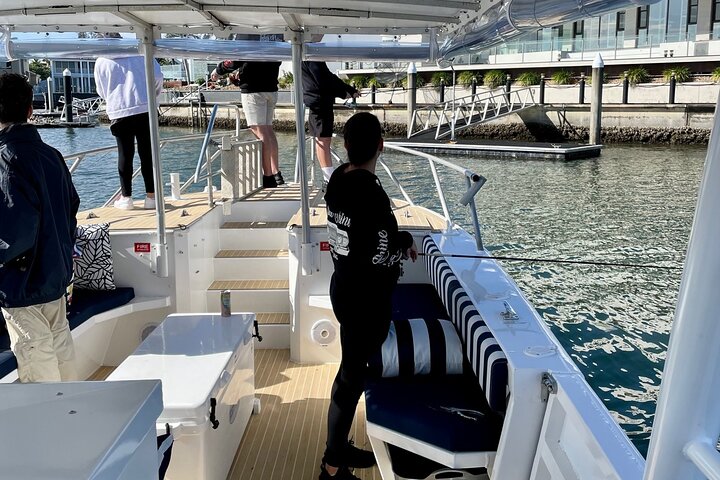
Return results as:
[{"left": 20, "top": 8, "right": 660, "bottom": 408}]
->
[{"left": 684, "top": 440, "right": 720, "bottom": 480}]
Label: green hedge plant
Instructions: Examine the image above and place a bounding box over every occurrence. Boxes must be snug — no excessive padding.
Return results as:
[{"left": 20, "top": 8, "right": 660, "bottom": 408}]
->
[
  {"left": 457, "top": 70, "right": 481, "bottom": 87},
  {"left": 662, "top": 66, "right": 692, "bottom": 83},
  {"left": 551, "top": 69, "right": 575, "bottom": 85},
  {"left": 624, "top": 67, "right": 649, "bottom": 86},
  {"left": 712, "top": 67, "right": 720, "bottom": 83},
  {"left": 517, "top": 72, "right": 541, "bottom": 86},
  {"left": 349, "top": 75, "right": 370, "bottom": 89},
  {"left": 430, "top": 71, "right": 453, "bottom": 87},
  {"left": 483, "top": 70, "right": 506, "bottom": 88}
]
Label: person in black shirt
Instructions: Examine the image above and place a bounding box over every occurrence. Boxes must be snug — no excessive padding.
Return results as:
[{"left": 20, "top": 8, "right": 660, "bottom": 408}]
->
[
  {"left": 320, "top": 112, "right": 417, "bottom": 480},
  {"left": 211, "top": 60, "right": 284, "bottom": 188},
  {"left": 302, "top": 60, "right": 359, "bottom": 186}
]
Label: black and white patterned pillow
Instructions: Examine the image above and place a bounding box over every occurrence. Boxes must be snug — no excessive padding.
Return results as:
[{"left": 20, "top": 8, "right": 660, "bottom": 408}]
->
[
  {"left": 73, "top": 223, "right": 116, "bottom": 290},
  {"left": 369, "top": 318, "right": 464, "bottom": 378}
]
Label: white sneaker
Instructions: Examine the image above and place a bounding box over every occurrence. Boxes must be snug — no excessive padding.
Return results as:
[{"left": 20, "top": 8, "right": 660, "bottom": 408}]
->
[
  {"left": 114, "top": 196, "right": 134, "bottom": 210},
  {"left": 144, "top": 196, "right": 156, "bottom": 210}
]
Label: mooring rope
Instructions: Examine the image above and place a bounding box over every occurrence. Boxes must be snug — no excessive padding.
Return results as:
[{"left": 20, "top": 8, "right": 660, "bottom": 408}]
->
[{"left": 417, "top": 252, "right": 682, "bottom": 270}]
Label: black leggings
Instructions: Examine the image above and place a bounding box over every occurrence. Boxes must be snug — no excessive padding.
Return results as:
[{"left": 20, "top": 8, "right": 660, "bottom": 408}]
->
[
  {"left": 324, "top": 279, "right": 391, "bottom": 466},
  {"left": 110, "top": 112, "right": 154, "bottom": 196}
]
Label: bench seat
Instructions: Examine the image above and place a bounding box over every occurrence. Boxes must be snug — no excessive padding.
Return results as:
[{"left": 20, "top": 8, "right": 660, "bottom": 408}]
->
[
  {"left": 0, "top": 287, "right": 135, "bottom": 379},
  {"left": 366, "top": 373, "right": 503, "bottom": 454},
  {"left": 365, "top": 235, "right": 509, "bottom": 478}
]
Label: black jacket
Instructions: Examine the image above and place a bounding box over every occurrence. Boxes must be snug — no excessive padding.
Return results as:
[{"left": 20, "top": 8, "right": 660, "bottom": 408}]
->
[
  {"left": 301, "top": 61, "right": 358, "bottom": 108},
  {"left": 215, "top": 60, "right": 281, "bottom": 93},
  {"left": 325, "top": 163, "right": 413, "bottom": 299},
  {"left": 0, "top": 123, "right": 79, "bottom": 308}
]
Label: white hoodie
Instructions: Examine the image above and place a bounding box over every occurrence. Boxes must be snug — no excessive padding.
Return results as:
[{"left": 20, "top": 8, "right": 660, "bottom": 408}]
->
[{"left": 94, "top": 56, "right": 163, "bottom": 120}]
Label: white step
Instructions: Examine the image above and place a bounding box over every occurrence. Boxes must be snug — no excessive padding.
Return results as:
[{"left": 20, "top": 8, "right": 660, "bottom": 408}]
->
[
  {"left": 206, "top": 281, "right": 291, "bottom": 313},
  {"left": 219, "top": 222, "right": 288, "bottom": 250},
  {"left": 213, "top": 250, "right": 289, "bottom": 279},
  {"left": 227, "top": 197, "right": 300, "bottom": 223}
]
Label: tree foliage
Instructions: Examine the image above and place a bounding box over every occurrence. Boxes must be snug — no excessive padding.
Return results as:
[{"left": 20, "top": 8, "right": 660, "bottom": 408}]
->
[{"left": 29, "top": 59, "right": 51, "bottom": 80}]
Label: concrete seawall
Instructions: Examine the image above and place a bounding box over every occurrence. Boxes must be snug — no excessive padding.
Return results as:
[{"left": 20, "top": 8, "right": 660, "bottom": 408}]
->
[{"left": 145, "top": 103, "right": 715, "bottom": 145}]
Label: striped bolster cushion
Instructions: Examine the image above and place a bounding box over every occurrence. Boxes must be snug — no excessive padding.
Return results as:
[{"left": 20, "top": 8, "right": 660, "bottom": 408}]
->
[
  {"left": 368, "top": 318, "right": 464, "bottom": 378},
  {"left": 421, "top": 235, "right": 509, "bottom": 414}
]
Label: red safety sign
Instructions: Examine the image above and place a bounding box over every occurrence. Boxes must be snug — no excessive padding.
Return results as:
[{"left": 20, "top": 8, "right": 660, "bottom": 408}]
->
[
  {"left": 320, "top": 241, "right": 330, "bottom": 251},
  {"left": 134, "top": 242, "right": 151, "bottom": 253}
]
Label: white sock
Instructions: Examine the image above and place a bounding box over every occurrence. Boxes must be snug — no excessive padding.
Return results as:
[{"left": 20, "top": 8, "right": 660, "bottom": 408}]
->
[{"left": 322, "top": 166, "right": 335, "bottom": 182}]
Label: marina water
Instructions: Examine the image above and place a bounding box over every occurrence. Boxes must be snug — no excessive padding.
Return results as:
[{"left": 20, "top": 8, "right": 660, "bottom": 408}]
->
[{"left": 40, "top": 124, "right": 706, "bottom": 457}]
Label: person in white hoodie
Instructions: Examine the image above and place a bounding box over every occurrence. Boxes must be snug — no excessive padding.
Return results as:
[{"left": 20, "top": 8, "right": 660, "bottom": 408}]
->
[{"left": 94, "top": 55, "right": 163, "bottom": 210}]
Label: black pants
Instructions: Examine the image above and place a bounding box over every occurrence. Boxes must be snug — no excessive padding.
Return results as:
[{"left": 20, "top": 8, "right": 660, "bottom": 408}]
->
[
  {"left": 324, "top": 275, "right": 392, "bottom": 466},
  {"left": 110, "top": 112, "right": 154, "bottom": 196}
]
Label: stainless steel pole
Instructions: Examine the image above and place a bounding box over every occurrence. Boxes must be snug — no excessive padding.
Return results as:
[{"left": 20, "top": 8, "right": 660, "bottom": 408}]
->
[
  {"left": 407, "top": 62, "right": 417, "bottom": 138},
  {"left": 290, "top": 34, "right": 312, "bottom": 275},
  {"left": 140, "top": 28, "right": 168, "bottom": 277}
]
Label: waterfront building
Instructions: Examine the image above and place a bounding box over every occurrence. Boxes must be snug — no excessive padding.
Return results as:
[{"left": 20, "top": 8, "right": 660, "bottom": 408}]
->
[{"left": 341, "top": 0, "right": 720, "bottom": 78}]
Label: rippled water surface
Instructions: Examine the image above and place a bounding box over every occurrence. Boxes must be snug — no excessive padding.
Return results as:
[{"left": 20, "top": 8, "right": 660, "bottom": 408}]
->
[{"left": 40, "top": 125, "right": 707, "bottom": 456}]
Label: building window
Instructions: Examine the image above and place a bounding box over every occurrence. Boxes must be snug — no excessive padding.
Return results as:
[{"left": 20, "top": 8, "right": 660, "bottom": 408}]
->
[
  {"left": 573, "top": 20, "right": 584, "bottom": 37},
  {"left": 638, "top": 6, "right": 649, "bottom": 30},
  {"left": 617, "top": 11, "right": 626, "bottom": 32},
  {"left": 552, "top": 25, "right": 564, "bottom": 37},
  {"left": 715, "top": 0, "right": 720, "bottom": 22},
  {"left": 688, "top": 0, "right": 699, "bottom": 25}
]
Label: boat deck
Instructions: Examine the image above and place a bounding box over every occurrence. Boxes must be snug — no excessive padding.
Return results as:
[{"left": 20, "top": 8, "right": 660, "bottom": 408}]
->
[
  {"left": 77, "top": 184, "right": 445, "bottom": 232},
  {"left": 228, "top": 349, "right": 379, "bottom": 480},
  {"left": 89, "top": 350, "right": 380, "bottom": 480}
]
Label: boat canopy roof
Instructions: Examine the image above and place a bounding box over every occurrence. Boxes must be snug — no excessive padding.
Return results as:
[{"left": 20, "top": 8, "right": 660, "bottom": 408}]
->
[
  {"left": 0, "top": 0, "right": 660, "bottom": 63},
  {"left": 0, "top": 0, "right": 468, "bottom": 36}
]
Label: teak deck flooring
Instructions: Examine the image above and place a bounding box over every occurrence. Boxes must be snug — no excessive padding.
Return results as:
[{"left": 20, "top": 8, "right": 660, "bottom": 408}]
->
[
  {"left": 228, "top": 349, "right": 380, "bottom": 480},
  {"left": 87, "top": 352, "right": 378, "bottom": 480}
]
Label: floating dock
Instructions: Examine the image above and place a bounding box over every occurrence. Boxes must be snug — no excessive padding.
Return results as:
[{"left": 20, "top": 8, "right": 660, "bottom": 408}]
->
[{"left": 388, "top": 138, "right": 602, "bottom": 161}]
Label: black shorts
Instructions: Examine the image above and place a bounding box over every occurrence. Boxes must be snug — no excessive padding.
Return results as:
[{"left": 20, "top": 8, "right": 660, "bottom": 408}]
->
[{"left": 307, "top": 105, "right": 334, "bottom": 138}]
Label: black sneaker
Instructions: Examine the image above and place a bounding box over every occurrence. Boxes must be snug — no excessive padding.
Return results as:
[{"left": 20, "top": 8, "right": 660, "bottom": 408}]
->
[
  {"left": 273, "top": 171, "right": 285, "bottom": 186},
  {"left": 344, "top": 440, "right": 376, "bottom": 469},
  {"left": 318, "top": 464, "right": 360, "bottom": 480},
  {"left": 262, "top": 175, "right": 277, "bottom": 188}
]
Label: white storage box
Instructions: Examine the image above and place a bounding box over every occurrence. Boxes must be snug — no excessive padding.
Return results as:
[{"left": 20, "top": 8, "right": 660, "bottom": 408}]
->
[{"left": 107, "top": 313, "right": 256, "bottom": 480}]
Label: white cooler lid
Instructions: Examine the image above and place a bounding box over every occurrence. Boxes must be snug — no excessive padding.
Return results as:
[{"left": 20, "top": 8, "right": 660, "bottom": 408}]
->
[{"left": 107, "top": 313, "right": 254, "bottom": 424}]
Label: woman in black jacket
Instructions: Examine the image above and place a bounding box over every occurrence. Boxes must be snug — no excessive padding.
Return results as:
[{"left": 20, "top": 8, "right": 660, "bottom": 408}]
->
[{"left": 320, "top": 112, "right": 417, "bottom": 480}]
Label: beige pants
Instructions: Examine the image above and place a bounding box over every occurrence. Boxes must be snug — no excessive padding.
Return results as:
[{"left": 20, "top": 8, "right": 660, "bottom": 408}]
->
[{"left": 2, "top": 297, "right": 77, "bottom": 382}]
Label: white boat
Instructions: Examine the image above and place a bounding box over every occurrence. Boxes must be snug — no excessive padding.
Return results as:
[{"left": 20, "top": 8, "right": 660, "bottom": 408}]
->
[{"left": 1, "top": 2, "right": 718, "bottom": 480}]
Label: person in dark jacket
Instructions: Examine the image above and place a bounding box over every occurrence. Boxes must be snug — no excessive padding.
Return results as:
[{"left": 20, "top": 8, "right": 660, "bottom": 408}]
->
[
  {"left": 0, "top": 73, "right": 79, "bottom": 382},
  {"left": 211, "top": 59, "right": 284, "bottom": 188},
  {"left": 302, "top": 60, "right": 359, "bottom": 185},
  {"left": 320, "top": 112, "right": 417, "bottom": 480}
]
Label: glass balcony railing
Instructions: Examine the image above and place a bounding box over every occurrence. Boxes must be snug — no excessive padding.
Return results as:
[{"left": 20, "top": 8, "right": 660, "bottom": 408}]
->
[{"left": 342, "top": 32, "right": 716, "bottom": 73}]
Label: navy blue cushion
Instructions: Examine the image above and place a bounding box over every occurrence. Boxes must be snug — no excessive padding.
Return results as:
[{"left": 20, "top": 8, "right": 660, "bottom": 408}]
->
[
  {"left": 392, "top": 283, "right": 450, "bottom": 321},
  {"left": 0, "top": 287, "right": 135, "bottom": 378},
  {"left": 66, "top": 287, "right": 135, "bottom": 330},
  {"left": 365, "top": 373, "right": 504, "bottom": 453}
]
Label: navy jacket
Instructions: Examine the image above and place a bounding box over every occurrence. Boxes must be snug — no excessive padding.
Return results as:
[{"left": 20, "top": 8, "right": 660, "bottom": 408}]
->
[
  {"left": 0, "top": 123, "right": 79, "bottom": 308},
  {"left": 215, "top": 60, "right": 281, "bottom": 93},
  {"left": 301, "top": 61, "right": 358, "bottom": 109},
  {"left": 325, "top": 163, "right": 413, "bottom": 302}
]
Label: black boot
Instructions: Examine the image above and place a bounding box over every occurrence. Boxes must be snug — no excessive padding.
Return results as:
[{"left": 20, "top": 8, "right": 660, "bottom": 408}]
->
[
  {"left": 273, "top": 171, "right": 285, "bottom": 186},
  {"left": 262, "top": 175, "right": 277, "bottom": 188}
]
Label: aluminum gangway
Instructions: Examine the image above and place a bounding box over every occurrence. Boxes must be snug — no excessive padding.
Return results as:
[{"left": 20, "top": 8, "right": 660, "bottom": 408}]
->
[{"left": 408, "top": 86, "right": 538, "bottom": 141}]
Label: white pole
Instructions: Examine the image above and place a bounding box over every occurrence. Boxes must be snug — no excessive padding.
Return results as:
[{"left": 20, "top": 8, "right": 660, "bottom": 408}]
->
[
  {"left": 643, "top": 91, "right": 720, "bottom": 480},
  {"left": 289, "top": 32, "right": 312, "bottom": 275},
  {"left": 140, "top": 28, "right": 168, "bottom": 277}
]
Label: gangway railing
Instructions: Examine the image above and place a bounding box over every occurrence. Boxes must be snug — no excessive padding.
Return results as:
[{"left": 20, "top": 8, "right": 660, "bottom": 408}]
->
[{"left": 408, "top": 86, "right": 537, "bottom": 140}]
